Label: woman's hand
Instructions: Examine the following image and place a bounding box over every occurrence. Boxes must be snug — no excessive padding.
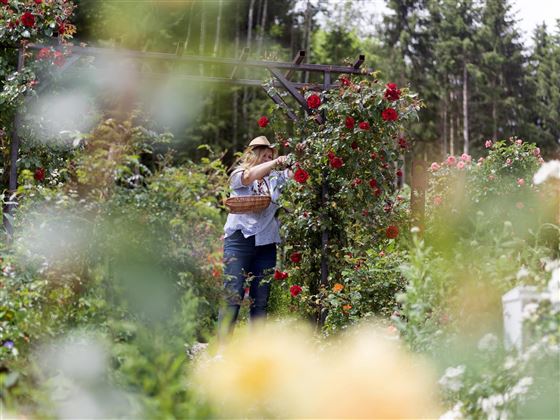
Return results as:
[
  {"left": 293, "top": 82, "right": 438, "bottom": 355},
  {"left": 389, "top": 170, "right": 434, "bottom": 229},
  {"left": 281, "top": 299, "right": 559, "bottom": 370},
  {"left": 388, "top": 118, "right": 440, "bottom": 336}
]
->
[{"left": 275, "top": 155, "right": 288, "bottom": 166}]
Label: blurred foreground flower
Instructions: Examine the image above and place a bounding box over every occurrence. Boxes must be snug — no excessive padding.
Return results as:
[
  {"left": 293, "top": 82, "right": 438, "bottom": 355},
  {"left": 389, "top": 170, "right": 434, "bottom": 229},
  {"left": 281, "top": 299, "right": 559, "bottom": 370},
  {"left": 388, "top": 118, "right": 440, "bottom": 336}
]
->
[
  {"left": 533, "top": 160, "right": 560, "bottom": 185},
  {"left": 193, "top": 324, "right": 440, "bottom": 418}
]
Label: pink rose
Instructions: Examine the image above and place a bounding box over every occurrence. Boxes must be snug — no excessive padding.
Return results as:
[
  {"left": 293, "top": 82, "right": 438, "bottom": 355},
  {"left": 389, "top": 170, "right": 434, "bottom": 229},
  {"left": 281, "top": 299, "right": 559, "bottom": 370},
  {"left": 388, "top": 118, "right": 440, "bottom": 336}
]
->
[
  {"left": 517, "top": 178, "right": 525, "bottom": 186},
  {"left": 446, "top": 156, "right": 456, "bottom": 165},
  {"left": 506, "top": 158, "right": 512, "bottom": 166},
  {"left": 434, "top": 196, "right": 442, "bottom": 206},
  {"left": 485, "top": 140, "right": 493, "bottom": 148},
  {"left": 534, "top": 148, "right": 541, "bottom": 157},
  {"left": 430, "top": 162, "right": 440, "bottom": 171},
  {"left": 457, "top": 161, "right": 465, "bottom": 169},
  {"left": 461, "top": 153, "right": 471, "bottom": 163}
]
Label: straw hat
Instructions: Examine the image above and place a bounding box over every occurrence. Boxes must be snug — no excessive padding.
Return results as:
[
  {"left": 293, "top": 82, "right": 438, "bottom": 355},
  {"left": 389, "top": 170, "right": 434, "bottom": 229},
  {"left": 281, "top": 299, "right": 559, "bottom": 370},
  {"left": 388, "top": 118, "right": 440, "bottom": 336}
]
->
[{"left": 248, "top": 136, "right": 274, "bottom": 149}]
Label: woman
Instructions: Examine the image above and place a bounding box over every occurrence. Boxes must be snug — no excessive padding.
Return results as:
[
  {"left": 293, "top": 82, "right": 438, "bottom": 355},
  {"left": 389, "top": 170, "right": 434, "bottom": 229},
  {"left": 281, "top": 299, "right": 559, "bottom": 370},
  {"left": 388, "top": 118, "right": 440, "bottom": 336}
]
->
[{"left": 218, "top": 136, "right": 290, "bottom": 337}]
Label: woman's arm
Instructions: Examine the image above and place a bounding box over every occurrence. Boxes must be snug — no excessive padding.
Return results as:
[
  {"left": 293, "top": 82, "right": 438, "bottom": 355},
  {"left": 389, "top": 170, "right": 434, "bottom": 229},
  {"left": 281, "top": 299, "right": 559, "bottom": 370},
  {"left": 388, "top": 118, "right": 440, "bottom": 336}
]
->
[{"left": 241, "top": 156, "right": 288, "bottom": 186}]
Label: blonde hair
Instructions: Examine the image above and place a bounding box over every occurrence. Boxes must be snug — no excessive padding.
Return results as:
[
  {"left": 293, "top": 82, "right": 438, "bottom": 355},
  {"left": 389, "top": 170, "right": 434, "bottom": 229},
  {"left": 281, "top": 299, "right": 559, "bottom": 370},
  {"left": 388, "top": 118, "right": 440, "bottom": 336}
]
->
[{"left": 231, "top": 146, "right": 277, "bottom": 176}]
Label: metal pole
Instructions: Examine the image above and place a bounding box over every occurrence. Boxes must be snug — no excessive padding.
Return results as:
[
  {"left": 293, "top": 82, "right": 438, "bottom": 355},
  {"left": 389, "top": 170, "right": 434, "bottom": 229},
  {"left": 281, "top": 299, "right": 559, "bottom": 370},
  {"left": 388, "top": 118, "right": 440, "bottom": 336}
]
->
[
  {"left": 319, "top": 71, "right": 331, "bottom": 325},
  {"left": 3, "top": 44, "right": 26, "bottom": 241}
]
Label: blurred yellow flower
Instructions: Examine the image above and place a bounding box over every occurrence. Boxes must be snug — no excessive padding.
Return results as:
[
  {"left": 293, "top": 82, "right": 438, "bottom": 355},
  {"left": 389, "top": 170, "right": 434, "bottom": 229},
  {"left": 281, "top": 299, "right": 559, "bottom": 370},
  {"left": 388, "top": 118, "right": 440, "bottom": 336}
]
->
[{"left": 194, "top": 323, "right": 440, "bottom": 418}]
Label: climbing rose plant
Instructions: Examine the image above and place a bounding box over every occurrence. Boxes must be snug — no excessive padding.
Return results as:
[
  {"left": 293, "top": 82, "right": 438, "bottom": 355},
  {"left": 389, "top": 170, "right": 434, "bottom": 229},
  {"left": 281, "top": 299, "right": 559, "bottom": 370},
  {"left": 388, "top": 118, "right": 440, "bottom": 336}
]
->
[
  {"left": 0, "top": 0, "right": 75, "bottom": 44},
  {"left": 265, "top": 75, "right": 421, "bottom": 325}
]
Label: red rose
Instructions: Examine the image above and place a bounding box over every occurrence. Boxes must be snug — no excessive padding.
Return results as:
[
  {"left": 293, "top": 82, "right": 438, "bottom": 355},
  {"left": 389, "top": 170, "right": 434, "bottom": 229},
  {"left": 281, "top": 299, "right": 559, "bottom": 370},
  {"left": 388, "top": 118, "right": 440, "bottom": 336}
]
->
[
  {"left": 384, "top": 83, "right": 401, "bottom": 101},
  {"left": 329, "top": 156, "right": 343, "bottom": 169},
  {"left": 34, "top": 167, "right": 45, "bottom": 182},
  {"left": 340, "top": 77, "right": 351, "bottom": 86},
  {"left": 290, "top": 252, "right": 302, "bottom": 263},
  {"left": 34, "top": 0, "right": 43, "bottom": 4},
  {"left": 274, "top": 270, "right": 288, "bottom": 280},
  {"left": 345, "top": 116, "right": 355, "bottom": 129},
  {"left": 370, "top": 152, "right": 377, "bottom": 160},
  {"left": 385, "top": 225, "right": 399, "bottom": 239},
  {"left": 1, "top": 0, "right": 8, "bottom": 5},
  {"left": 373, "top": 187, "right": 382, "bottom": 197},
  {"left": 381, "top": 108, "right": 398, "bottom": 121},
  {"left": 359, "top": 121, "right": 370, "bottom": 130},
  {"left": 398, "top": 137, "right": 408, "bottom": 149},
  {"left": 307, "top": 94, "right": 321, "bottom": 109},
  {"left": 258, "top": 116, "right": 269, "bottom": 128},
  {"left": 37, "top": 48, "right": 51, "bottom": 60},
  {"left": 369, "top": 179, "right": 377, "bottom": 188},
  {"left": 396, "top": 169, "right": 403, "bottom": 177},
  {"left": 350, "top": 141, "right": 358, "bottom": 150},
  {"left": 21, "top": 12, "right": 35, "bottom": 28},
  {"left": 290, "top": 285, "right": 303, "bottom": 297},
  {"left": 294, "top": 168, "right": 309, "bottom": 184},
  {"left": 352, "top": 178, "right": 362, "bottom": 187}
]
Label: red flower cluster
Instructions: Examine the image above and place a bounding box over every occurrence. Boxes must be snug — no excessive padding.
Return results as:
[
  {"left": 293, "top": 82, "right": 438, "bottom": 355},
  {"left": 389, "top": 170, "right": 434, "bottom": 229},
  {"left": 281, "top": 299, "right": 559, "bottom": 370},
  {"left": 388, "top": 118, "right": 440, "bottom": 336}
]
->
[
  {"left": 381, "top": 108, "right": 398, "bottom": 121},
  {"left": 385, "top": 225, "right": 399, "bottom": 239},
  {"left": 396, "top": 169, "right": 403, "bottom": 177},
  {"left": 21, "top": 12, "right": 35, "bottom": 28},
  {"left": 258, "top": 116, "right": 269, "bottom": 128},
  {"left": 289, "top": 284, "right": 302, "bottom": 297},
  {"left": 294, "top": 167, "right": 309, "bottom": 184},
  {"left": 37, "top": 48, "right": 51, "bottom": 60},
  {"left": 397, "top": 137, "right": 408, "bottom": 149},
  {"left": 307, "top": 94, "right": 321, "bottom": 109},
  {"left": 345, "top": 116, "right": 355, "bottom": 129},
  {"left": 327, "top": 151, "right": 343, "bottom": 169},
  {"left": 34, "top": 0, "right": 43, "bottom": 4},
  {"left": 34, "top": 167, "right": 45, "bottom": 182},
  {"left": 384, "top": 83, "right": 401, "bottom": 101},
  {"left": 274, "top": 270, "right": 289, "bottom": 280},
  {"left": 1, "top": 0, "right": 9, "bottom": 4},
  {"left": 359, "top": 121, "right": 370, "bottom": 130},
  {"left": 290, "top": 251, "right": 302, "bottom": 263},
  {"left": 340, "top": 76, "right": 351, "bottom": 86},
  {"left": 53, "top": 50, "right": 65, "bottom": 66}
]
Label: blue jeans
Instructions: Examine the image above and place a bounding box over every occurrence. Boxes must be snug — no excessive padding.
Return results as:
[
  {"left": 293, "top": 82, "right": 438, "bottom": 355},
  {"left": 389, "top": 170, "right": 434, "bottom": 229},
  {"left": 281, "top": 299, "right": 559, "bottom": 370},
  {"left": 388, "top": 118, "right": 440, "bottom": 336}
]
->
[{"left": 218, "top": 230, "right": 276, "bottom": 336}]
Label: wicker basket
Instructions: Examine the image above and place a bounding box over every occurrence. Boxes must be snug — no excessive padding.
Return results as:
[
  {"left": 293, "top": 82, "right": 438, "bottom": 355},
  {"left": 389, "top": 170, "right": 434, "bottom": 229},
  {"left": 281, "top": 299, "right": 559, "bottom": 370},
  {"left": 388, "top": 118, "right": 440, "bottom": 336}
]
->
[{"left": 224, "top": 195, "right": 271, "bottom": 214}]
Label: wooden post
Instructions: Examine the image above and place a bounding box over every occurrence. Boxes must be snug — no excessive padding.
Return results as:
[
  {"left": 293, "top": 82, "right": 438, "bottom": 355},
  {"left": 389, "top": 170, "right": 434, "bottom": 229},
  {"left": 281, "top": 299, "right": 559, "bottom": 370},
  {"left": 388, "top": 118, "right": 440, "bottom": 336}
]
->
[
  {"left": 3, "top": 45, "right": 26, "bottom": 241},
  {"left": 411, "top": 159, "right": 427, "bottom": 233}
]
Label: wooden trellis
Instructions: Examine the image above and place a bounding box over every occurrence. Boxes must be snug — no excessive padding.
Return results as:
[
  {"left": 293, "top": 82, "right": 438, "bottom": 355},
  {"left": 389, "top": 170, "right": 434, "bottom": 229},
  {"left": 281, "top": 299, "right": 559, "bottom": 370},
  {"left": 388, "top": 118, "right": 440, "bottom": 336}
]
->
[{"left": 5, "top": 44, "right": 409, "bottom": 323}]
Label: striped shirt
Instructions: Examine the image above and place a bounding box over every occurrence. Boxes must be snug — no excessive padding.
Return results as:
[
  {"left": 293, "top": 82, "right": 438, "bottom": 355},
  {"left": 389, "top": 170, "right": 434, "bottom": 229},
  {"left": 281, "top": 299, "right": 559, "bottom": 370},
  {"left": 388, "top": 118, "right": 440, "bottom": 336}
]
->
[{"left": 224, "top": 169, "right": 290, "bottom": 246}]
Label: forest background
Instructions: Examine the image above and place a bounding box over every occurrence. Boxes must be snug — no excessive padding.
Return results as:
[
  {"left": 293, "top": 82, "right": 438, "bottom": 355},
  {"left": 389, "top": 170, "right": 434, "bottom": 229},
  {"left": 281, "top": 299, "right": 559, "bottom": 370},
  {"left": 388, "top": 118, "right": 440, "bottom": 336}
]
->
[{"left": 67, "top": 0, "right": 560, "bottom": 167}]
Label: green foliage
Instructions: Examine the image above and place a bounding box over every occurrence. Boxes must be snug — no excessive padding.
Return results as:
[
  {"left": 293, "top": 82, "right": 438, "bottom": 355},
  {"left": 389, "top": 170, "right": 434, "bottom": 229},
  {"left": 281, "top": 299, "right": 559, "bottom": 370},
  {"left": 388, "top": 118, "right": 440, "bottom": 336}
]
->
[{"left": 0, "top": 117, "right": 227, "bottom": 416}]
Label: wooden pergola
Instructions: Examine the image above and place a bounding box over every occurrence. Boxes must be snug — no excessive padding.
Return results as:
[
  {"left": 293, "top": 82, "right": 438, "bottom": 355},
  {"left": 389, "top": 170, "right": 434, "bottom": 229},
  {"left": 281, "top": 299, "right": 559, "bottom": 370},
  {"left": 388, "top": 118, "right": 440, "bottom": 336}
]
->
[{"left": 5, "top": 44, "right": 426, "bottom": 322}]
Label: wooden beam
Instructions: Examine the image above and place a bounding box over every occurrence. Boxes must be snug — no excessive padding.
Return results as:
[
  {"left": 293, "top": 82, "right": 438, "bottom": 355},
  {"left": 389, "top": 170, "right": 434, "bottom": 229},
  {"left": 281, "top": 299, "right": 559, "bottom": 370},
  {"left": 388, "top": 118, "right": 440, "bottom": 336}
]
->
[
  {"left": 263, "top": 87, "right": 298, "bottom": 121},
  {"left": 4, "top": 45, "right": 26, "bottom": 240},
  {"left": 230, "top": 47, "right": 249, "bottom": 79},
  {"left": 26, "top": 43, "right": 373, "bottom": 75},
  {"left": 353, "top": 54, "right": 365, "bottom": 69},
  {"left": 268, "top": 67, "right": 323, "bottom": 124},
  {"left": 284, "top": 50, "right": 305, "bottom": 80}
]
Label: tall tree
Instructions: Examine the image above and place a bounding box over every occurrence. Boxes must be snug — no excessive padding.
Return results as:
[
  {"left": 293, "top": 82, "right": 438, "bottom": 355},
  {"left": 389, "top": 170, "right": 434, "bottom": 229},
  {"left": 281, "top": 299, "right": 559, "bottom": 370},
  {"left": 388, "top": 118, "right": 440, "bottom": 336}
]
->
[{"left": 474, "top": 0, "right": 526, "bottom": 143}]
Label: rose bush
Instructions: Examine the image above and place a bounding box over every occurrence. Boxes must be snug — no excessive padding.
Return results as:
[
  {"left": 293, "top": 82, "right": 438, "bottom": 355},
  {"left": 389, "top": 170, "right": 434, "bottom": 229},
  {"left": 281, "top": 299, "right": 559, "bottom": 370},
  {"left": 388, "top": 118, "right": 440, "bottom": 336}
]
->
[{"left": 264, "top": 77, "right": 421, "bottom": 329}]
